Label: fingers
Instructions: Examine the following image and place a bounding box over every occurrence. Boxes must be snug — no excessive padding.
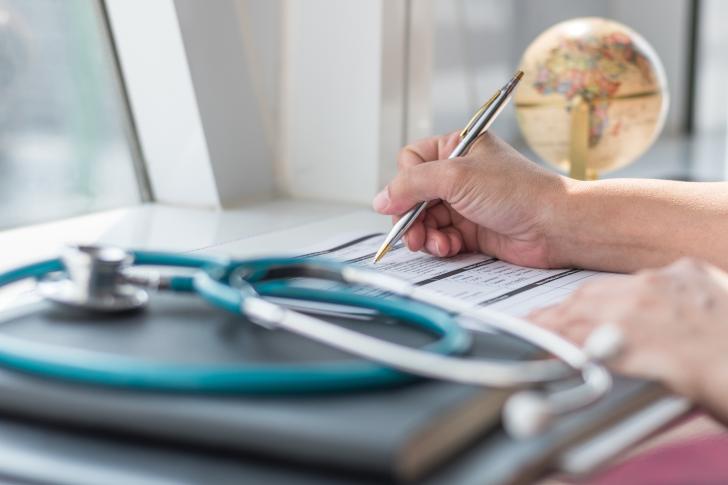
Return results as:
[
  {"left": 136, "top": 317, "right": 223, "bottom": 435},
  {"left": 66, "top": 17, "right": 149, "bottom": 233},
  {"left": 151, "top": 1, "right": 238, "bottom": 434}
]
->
[
  {"left": 396, "top": 132, "right": 462, "bottom": 171},
  {"left": 526, "top": 263, "right": 728, "bottom": 401},
  {"left": 530, "top": 305, "right": 607, "bottom": 346},
  {"left": 404, "top": 219, "right": 426, "bottom": 251},
  {"left": 527, "top": 304, "right": 560, "bottom": 326},
  {"left": 415, "top": 226, "right": 463, "bottom": 258},
  {"left": 423, "top": 229, "right": 445, "bottom": 256},
  {"left": 399, "top": 204, "right": 464, "bottom": 257},
  {"left": 373, "top": 160, "right": 468, "bottom": 215},
  {"left": 394, "top": 205, "right": 429, "bottom": 252},
  {"left": 467, "top": 131, "right": 509, "bottom": 159},
  {"left": 376, "top": 132, "right": 468, "bottom": 215},
  {"left": 426, "top": 203, "right": 453, "bottom": 228},
  {"left": 442, "top": 227, "right": 464, "bottom": 256}
]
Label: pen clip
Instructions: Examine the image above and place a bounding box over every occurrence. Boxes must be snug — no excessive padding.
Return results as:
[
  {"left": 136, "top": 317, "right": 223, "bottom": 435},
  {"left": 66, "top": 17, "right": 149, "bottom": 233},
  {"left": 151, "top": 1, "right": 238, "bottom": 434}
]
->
[{"left": 460, "top": 90, "right": 500, "bottom": 138}]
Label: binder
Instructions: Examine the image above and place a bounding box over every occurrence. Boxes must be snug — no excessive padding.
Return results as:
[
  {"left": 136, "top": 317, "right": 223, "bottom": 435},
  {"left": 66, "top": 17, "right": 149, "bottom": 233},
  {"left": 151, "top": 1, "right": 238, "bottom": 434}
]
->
[{"left": 0, "top": 291, "right": 674, "bottom": 483}]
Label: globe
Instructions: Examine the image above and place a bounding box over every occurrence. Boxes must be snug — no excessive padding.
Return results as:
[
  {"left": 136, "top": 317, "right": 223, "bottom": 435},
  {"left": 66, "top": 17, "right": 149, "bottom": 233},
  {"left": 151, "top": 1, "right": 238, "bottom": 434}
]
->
[{"left": 514, "top": 17, "right": 668, "bottom": 179}]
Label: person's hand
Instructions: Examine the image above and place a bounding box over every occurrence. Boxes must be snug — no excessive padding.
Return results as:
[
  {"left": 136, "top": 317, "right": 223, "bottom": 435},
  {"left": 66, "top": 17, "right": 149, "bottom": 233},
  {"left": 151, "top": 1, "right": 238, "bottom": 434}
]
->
[
  {"left": 372, "top": 132, "right": 571, "bottom": 268},
  {"left": 529, "top": 258, "right": 728, "bottom": 420}
]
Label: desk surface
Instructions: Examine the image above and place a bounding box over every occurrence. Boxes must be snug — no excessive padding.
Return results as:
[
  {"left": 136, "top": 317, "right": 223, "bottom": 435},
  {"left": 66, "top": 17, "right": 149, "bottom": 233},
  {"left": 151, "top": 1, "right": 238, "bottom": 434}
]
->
[
  {"left": 0, "top": 199, "right": 714, "bottom": 483},
  {"left": 0, "top": 200, "right": 380, "bottom": 267},
  {"left": 0, "top": 200, "right": 379, "bottom": 309}
]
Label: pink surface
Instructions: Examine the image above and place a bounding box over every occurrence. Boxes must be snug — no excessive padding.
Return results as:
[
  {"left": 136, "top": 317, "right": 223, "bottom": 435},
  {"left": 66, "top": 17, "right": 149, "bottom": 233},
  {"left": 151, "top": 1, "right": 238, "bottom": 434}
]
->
[{"left": 587, "top": 433, "right": 728, "bottom": 485}]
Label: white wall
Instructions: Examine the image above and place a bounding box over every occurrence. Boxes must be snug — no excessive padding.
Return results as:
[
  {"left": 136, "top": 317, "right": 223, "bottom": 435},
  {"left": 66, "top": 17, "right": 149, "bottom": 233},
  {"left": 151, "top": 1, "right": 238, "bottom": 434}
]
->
[{"left": 280, "top": 0, "right": 411, "bottom": 204}]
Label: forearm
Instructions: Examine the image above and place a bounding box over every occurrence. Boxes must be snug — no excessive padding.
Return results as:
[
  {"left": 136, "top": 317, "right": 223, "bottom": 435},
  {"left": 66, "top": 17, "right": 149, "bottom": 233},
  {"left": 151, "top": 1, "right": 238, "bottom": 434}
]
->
[{"left": 551, "top": 179, "right": 728, "bottom": 272}]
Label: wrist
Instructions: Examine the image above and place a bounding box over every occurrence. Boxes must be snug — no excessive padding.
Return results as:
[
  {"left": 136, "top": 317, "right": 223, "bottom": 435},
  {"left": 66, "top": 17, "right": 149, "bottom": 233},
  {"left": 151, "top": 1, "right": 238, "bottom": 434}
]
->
[
  {"left": 543, "top": 177, "right": 591, "bottom": 268},
  {"left": 545, "top": 178, "right": 663, "bottom": 272}
]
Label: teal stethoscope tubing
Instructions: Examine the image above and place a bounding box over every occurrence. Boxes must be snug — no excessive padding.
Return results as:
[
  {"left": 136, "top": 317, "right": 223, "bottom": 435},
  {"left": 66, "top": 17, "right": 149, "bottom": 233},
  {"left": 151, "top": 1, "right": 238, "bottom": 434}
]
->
[{"left": 0, "top": 252, "right": 470, "bottom": 393}]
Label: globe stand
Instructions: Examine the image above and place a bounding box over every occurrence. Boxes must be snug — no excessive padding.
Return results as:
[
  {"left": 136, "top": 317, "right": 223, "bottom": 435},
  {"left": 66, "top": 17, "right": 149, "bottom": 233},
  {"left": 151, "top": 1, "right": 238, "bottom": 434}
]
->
[{"left": 568, "top": 96, "right": 598, "bottom": 181}]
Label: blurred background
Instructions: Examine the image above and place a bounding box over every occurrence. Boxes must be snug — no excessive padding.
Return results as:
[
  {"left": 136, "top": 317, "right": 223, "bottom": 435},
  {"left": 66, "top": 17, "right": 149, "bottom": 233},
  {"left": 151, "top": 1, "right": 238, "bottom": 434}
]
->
[
  {"left": 429, "top": 0, "right": 727, "bottom": 180},
  {"left": 0, "top": 0, "right": 141, "bottom": 230},
  {"left": 0, "top": 0, "right": 725, "bottom": 229}
]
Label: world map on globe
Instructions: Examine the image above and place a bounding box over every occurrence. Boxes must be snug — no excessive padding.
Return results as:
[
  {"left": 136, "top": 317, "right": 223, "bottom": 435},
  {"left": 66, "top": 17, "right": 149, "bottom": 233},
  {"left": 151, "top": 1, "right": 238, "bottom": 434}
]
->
[
  {"left": 515, "top": 18, "right": 669, "bottom": 175},
  {"left": 533, "top": 31, "right": 654, "bottom": 147}
]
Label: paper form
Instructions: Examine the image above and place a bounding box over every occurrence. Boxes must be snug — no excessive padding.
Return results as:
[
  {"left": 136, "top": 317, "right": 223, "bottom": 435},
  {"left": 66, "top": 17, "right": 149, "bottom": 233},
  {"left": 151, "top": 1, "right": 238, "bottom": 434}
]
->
[{"left": 302, "top": 232, "right": 607, "bottom": 317}]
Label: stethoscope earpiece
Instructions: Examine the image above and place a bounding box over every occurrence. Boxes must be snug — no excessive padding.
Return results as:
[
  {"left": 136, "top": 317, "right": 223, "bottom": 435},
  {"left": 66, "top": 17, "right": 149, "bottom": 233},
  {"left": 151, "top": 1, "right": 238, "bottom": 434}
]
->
[
  {"left": 584, "top": 323, "right": 624, "bottom": 363},
  {"left": 503, "top": 391, "right": 553, "bottom": 439},
  {"left": 503, "top": 322, "right": 625, "bottom": 439}
]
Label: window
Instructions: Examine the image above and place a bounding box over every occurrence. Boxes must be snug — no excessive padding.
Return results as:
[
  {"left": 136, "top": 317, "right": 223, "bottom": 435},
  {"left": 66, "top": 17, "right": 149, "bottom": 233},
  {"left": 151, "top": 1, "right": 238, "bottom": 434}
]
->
[{"left": 0, "top": 0, "right": 145, "bottom": 230}]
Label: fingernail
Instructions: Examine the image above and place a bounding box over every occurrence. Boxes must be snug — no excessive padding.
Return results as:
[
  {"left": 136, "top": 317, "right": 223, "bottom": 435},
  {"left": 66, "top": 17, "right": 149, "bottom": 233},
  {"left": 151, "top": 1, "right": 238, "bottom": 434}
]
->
[
  {"left": 435, "top": 240, "right": 442, "bottom": 256},
  {"left": 372, "top": 187, "right": 390, "bottom": 212}
]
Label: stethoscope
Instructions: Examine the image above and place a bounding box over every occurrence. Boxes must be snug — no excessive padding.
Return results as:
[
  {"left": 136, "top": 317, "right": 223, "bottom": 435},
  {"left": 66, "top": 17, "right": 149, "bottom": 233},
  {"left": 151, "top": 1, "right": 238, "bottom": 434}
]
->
[{"left": 0, "top": 245, "right": 622, "bottom": 439}]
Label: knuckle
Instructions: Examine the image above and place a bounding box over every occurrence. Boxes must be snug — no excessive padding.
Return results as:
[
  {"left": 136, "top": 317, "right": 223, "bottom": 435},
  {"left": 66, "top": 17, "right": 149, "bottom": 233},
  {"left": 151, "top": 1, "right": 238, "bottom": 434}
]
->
[
  {"left": 672, "top": 256, "right": 706, "bottom": 272},
  {"left": 638, "top": 269, "right": 669, "bottom": 285},
  {"left": 470, "top": 131, "right": 498, "bottom": 153},
  {"left": 396, "top": 144, "right": 419, "bottom": 170},
  {"left": 574, "top": 280, "right": 602, "bottom": 297},
  {"left": 627, "top": 278, "right": 663, "bottom": 308},
  {"left": 440, "top": 131, "right": 463, "bottom": 155},
  {"left": 571, "top": 285, "right": 589, "bottom": 299}
]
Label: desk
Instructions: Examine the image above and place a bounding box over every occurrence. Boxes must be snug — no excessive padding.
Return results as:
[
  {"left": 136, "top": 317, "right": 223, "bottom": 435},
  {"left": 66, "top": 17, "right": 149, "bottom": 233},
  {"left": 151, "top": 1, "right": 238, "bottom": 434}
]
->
[{"left": 0, "top": 199, "right": 710, "bottom": 483}]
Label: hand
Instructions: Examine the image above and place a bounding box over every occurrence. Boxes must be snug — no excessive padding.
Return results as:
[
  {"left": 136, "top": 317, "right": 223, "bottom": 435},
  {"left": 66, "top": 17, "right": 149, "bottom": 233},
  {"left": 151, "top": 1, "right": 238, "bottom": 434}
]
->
[
  {"left": 529, "top": 258, "right": 728, "bottom": 420},
  {"left": 372, "top": 132, "right": 571, "bottom": 268}
]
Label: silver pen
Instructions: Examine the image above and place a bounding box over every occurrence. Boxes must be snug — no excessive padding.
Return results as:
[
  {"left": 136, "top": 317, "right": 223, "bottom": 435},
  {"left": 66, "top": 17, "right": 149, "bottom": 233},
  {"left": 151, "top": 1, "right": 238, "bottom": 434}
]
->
[{"left": 373, "top": 70, "right": 524, "bottom": 263}]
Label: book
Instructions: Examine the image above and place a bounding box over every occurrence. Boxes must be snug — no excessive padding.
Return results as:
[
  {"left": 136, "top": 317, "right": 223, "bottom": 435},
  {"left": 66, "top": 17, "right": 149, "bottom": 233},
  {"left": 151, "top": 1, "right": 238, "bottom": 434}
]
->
[{"left": 0, "top": 292, "right": 536, "bottom": 482}]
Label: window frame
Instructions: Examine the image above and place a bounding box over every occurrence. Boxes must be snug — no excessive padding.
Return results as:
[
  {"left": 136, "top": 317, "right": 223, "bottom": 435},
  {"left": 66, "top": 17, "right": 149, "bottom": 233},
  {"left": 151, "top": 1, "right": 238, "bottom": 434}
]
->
[
  {"left": 104, "top": 0, "right": 419, "bottom": 208},
  {"left": 97, "top": 0, "right": 153, "bottom": 203},
  {"left": 105, "top": 0, "right": 233, "bottom": 208}
]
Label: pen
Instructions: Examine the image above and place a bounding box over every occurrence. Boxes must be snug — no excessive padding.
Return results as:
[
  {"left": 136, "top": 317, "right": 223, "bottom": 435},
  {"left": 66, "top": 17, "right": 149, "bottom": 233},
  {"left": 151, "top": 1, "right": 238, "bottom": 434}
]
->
[{"left": 373, "top": 70, "right": 524, "bottom": 264}]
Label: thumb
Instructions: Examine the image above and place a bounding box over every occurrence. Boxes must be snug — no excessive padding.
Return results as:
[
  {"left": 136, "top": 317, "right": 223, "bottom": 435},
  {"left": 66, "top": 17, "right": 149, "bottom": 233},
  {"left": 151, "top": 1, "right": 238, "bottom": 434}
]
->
[{"left": 372, "top": 160, "right": 463, "bottom": 215}]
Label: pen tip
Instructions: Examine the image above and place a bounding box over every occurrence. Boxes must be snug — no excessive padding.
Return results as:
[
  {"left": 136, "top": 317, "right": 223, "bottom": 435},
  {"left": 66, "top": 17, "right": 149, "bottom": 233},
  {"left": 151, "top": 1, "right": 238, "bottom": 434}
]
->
[
  {"left": 514, "top": 70, "right": 524, "bottom": 81},
  {"left": 372, "top": 244, "right": 391, "bottom": 264}
]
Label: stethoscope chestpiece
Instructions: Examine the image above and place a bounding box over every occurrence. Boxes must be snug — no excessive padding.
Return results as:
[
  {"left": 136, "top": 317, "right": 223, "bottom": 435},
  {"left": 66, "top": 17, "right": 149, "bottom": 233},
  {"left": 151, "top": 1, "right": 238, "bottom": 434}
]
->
[{"left": 37, "top": 245, "right": 149, "bottom": 313}]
